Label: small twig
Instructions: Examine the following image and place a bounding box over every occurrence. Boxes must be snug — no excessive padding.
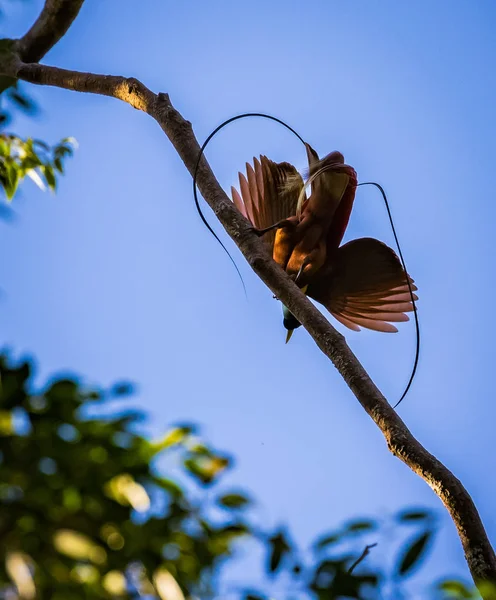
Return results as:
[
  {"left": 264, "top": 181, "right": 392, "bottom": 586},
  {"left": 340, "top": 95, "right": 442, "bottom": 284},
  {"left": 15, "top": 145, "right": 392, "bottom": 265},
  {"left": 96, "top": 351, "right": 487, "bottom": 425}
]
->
[{"left": 348, "top": 543, "right": 378, "bottom": 575}]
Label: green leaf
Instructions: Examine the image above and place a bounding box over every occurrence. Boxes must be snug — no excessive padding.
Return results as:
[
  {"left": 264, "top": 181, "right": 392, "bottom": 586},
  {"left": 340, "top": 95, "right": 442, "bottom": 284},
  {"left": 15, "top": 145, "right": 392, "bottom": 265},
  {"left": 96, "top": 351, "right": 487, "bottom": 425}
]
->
[
  {"left": 54, "top": 157, "right": 64, "bottom": 173},
  {"left": 54, "top": 145, "right": 73, "bottom": 159},
  {"left": 188, "top": 442, "right": 210, "bottom": 455},
  {"left": 397, "top": 530, "right": 433, "bottom": 576},
  {"left": 152, "top": 476, "right": 184, "bottom": 499},
  {"left": 208, "top": 524, "right": 250, "bottom": 556},
  {"left": 4, "top": 163, "right": 19, "bottom": 200},
  {"left": 476, "top": 581, "right": 496, "bottom": 599},
  {"left": 158, "top": 426, "right": 194, "bottom": 449},
  {"left": 218, "top": 493, "right": 250, "bottom": 509},
  {"left": 184, "top": 457, "right": 206, "bottom": 481},
  {"left": 42, "top": 165, "right": 56, "bottom": 191},
  {"left": 438, "top": 579, "right": 475, "bottom": 598},
  {"left": 184, "top": 456, "right": 227, "bottom": 485},
  {"left": 0, "top": 135, "right": 76, "bottom": 201},
  {"left": 22, "top": 156, "right": 43, "bottom": 171}
]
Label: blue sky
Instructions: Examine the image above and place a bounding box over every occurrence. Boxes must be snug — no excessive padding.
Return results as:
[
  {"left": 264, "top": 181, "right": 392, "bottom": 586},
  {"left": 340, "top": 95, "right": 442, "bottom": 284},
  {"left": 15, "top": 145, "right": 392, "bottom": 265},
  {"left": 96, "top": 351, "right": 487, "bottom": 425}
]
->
[{"left": 1, "top": 0, "right": 496, "bottom": 594}]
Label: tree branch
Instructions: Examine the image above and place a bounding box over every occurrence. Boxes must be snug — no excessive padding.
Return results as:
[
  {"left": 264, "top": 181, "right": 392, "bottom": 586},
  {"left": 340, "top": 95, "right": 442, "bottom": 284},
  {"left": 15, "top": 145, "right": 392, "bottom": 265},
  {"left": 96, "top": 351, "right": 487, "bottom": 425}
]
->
[
  {"left": 2, "top": 57, "right": 495, "bottom": 595},
  {"left": 17, "top": 0, "right": 86, "bottom": 63}
]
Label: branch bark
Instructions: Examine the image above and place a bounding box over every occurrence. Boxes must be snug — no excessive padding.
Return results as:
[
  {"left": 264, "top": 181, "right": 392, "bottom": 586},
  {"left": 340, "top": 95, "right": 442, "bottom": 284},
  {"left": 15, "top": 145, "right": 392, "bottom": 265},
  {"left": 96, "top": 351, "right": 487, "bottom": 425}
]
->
[
  {"left": 1, "top": 38, "right": 495, "bottom": 597},
  {"left": 17, "top": 0, "right": 86, "bottom": 63}
]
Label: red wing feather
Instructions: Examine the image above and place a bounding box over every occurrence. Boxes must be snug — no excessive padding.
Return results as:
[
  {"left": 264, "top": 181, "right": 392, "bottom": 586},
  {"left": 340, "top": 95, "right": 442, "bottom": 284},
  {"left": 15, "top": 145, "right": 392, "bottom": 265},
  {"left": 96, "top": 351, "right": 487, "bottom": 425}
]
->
[
  {"left": 307, "top": 237, "right": 417, "bottom": 333},
  {"left": 231, "top": 156, "right": 304, "bottom": 251}
]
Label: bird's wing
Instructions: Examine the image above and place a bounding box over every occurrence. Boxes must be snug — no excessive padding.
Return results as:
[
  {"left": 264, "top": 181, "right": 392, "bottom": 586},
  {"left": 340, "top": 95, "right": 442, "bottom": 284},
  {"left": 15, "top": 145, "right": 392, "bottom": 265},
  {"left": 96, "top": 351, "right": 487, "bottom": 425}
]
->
[
  {"left": 320, "top": 170, "right": 357, "bottom": 250},
  {"left": 304, "top": 143, "right": 320, "bottom": 197},
  {"left": 307, "top": 237, "right": 417, "bottom": 332},
  {"left": 303, "top": 143, "right": 358, "bottom": 249},
  {"left": 231, "top": 156, "right": 304, "bottom": 249}
]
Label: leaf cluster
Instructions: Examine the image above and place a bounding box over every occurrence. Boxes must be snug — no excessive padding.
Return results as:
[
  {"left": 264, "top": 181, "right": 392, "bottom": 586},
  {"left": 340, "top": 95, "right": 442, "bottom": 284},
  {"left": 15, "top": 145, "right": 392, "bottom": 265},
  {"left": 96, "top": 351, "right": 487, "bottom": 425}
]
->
[
  {"left": 0, "top": 355, "right": 251, "bottom": 599},
  {"left": 0, "top": 134, "right": 75, "bottom": 200}
]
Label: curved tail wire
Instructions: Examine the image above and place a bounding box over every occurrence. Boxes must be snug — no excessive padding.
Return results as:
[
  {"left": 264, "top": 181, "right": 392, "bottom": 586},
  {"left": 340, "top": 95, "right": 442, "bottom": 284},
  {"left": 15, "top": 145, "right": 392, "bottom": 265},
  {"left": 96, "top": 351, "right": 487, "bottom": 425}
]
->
[
  {"left": 193, "top": 115, "right": 418, "bottom": 408},
  {"left": 358, "top": 182, "right": 420, "bottom": 408},
  {"left": 192, "top": 113, "right": 306, "bottom": 298}
]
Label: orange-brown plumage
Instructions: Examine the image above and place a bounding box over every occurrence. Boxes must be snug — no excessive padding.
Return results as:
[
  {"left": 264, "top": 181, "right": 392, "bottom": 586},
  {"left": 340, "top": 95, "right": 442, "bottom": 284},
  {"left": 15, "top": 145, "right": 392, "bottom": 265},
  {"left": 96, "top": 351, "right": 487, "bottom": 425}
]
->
[{"left": 231, "top": 145, "right": 416, "bottom": 336}]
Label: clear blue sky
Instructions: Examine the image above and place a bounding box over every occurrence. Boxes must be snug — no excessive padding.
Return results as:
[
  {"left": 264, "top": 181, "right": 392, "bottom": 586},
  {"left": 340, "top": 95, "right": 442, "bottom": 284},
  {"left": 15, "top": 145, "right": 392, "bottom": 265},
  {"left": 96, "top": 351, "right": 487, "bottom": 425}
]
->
[{"left": 1, "top": 0, "right": 496, "bottom": 595}]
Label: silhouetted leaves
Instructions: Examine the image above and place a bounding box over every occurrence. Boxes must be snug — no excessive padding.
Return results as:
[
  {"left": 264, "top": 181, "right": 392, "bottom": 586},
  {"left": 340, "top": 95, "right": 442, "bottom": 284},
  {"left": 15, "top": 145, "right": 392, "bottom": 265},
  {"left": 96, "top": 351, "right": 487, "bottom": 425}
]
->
[
  {"left": 267, "top": 531, "right": 291, "bottom": 574},
  {"left": 310, "top": 556, "right": 380, "bottom": 599},
  {"left": 0, "top": 81, "right": 37, "bottom": 127},
  {"left": 397, "top": 530, "right": 433, "bottom": 576},
  {"left": 0, "top": 352, "right": 473, "bottom": 599},
  {"left": 8, "top": 87, "right": 36, "bottom": 113},
  {"left": 397, "top": 509, "right": 431, "bottom": 522},
  {"left": 345, "top": 519, "right": 377, "bottom": 533},
  {"left": 110, "top": 381, "right": 135, "bottom": 397},
  {"left": 0, "top": 354, "right": 249, "bottom": 599},
  {"left": 313, "top": 532, "right": 342, "bottom": 550}
]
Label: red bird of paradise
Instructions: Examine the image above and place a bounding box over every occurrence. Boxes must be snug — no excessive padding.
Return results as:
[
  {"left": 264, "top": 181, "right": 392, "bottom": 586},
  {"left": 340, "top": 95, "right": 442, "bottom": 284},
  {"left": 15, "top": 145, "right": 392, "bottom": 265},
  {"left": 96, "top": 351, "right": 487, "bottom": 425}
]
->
[{"left": 231, "top": 144, "right": 418, "bottom": 342}]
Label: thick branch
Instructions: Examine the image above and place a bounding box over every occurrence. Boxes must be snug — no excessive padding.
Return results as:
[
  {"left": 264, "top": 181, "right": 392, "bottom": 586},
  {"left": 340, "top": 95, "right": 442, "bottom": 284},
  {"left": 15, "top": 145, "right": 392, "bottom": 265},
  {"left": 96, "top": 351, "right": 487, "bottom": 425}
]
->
[
  {"left": 3, "top": 58, "right": 495, "bottom": 594},
  {"left": 17, "top": 0, "right": 86, "bottom": 63},
  {"left": 15, "top": 62, "right": 154, "bottom": 111}
]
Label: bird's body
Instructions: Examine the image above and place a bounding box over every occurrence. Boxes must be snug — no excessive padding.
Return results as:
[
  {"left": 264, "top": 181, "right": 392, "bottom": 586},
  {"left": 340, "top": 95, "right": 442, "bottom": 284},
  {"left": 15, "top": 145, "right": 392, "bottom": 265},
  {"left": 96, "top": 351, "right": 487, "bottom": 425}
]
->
[
  {"left": 231, "top": 144, "right": 417, "bottom": 340},
  {"left": 273, "top": 146, "right": 358, "bottom": 287}
]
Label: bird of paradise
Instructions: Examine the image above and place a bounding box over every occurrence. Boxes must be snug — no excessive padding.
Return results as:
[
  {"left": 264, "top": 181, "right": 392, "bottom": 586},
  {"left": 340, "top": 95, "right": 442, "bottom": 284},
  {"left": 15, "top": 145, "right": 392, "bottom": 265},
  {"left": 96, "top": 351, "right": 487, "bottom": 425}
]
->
[{"left": 231, "top": 144, "right": 417, "bottom": 342}]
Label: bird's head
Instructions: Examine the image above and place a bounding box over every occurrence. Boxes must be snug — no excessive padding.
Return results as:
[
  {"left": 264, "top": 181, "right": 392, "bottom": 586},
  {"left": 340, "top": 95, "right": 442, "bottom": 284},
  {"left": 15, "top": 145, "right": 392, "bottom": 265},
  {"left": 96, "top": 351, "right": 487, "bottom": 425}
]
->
[{"left": 282, "top": 305, "right": 302, "bottom": 343}]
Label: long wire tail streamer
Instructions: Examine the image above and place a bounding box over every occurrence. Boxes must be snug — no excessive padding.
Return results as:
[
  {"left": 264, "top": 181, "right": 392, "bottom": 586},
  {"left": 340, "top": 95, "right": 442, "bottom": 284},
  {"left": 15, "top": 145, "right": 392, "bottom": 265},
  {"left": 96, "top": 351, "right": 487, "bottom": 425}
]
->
[
  {"left": 193, "top": 115, "right": 418, "bottom": 409},
  {"left": 192, "top": 113, "right": 306, "bottom": 298},
  {"left": 358, "top": 182, "right": 420, "bottom": 408}
]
